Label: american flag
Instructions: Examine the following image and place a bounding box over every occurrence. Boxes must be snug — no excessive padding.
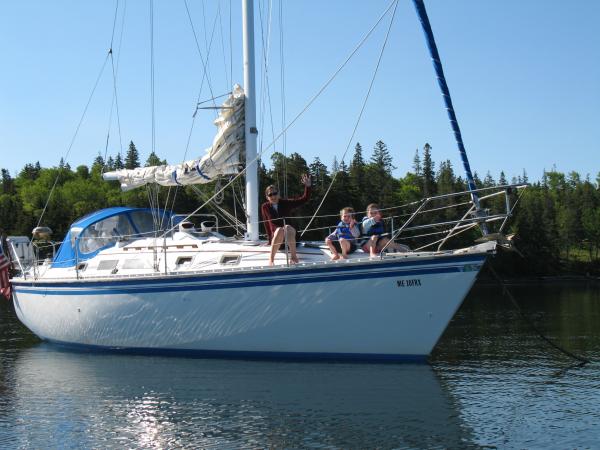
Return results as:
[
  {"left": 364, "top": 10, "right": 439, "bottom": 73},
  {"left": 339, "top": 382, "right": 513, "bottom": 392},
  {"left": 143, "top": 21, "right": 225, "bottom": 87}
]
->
[{"left": 0, "top": 242, "right": 11, "bottom": 300}]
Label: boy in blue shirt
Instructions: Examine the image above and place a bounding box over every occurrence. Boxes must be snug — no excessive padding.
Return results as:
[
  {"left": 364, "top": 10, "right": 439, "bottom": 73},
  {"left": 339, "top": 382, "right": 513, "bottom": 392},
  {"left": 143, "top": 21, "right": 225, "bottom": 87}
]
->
[{"left": 325, "top": 207, "right": 361, "bottom": 260}]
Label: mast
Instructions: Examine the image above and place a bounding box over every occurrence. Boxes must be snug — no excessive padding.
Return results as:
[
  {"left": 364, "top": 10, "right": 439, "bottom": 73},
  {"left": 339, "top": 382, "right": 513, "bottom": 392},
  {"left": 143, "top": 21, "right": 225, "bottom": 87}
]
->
[
  {"left": 412, "top": 0, "right": 488, "bottom": 234},
  {"left": 242, "top": 0, "right": 259, "bottom": 241}
]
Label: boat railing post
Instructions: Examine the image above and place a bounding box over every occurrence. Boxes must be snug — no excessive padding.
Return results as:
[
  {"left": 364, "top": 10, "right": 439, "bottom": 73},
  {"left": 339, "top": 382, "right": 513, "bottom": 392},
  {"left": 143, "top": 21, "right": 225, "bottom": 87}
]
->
[
  {"left": 163, "top": 234, "right": 168, "bottom": 274},
  {"left": 505, "top": 188, "right": 511, "bottom": 216},
  {"left": 75, "top": 236, "right": 80, "bottom": 280},
  {"left": 283, "top": 217, "right": 289, "bottom": 266}
]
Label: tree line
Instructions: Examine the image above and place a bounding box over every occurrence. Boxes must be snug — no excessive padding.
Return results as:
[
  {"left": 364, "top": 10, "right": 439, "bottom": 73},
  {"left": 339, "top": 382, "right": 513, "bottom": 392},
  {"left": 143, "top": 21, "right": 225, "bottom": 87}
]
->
[{"left": 1, "top": 141, "right": 599, "bottom": 276}]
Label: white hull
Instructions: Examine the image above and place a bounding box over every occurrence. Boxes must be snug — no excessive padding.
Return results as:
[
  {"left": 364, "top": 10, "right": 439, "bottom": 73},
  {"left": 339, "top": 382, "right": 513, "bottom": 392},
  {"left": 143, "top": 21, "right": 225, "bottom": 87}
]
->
[{"left": 11, "top": 252, "right": 486, "bottom": 360}]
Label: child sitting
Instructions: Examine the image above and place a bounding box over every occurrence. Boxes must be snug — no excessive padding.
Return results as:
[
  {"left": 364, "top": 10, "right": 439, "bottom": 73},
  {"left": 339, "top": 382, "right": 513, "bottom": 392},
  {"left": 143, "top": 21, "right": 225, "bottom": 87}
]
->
[
  {"left": 325, "top": 207, "right": 361, "bottom": 260},
  {"left": 361, "top": 203, "right": 410, "bottom": 257}
]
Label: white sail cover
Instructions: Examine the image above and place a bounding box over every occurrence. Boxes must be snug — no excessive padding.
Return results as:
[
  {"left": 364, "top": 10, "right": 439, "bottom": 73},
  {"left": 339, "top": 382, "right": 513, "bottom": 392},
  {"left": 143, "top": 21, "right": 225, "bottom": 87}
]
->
[{"left": 103, "top": 85, "right": 245, "bottom": 191}]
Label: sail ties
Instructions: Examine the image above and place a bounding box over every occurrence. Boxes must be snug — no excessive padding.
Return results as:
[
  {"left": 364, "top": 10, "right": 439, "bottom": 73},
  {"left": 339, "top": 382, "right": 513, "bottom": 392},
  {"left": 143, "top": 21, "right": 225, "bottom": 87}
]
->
[{"left": 103, "top": 84, "right": 245, "bottom": 191}]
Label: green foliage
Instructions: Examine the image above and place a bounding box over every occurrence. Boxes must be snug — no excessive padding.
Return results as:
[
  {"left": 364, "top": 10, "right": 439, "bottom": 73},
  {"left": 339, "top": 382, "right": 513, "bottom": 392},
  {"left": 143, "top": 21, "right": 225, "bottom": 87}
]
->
[
  {"left": 2, "top": 140, "right": 599, "bottom": 276},
  {"left": 125, "top": 141, "right": 140, "bottom": 169}
]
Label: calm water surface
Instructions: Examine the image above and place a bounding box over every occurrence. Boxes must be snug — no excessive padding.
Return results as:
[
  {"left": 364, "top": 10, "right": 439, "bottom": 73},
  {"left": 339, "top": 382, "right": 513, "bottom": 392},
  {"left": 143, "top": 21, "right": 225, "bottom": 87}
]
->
[{"left": 1, "top": 282, "right": 599, "bottom": 449}]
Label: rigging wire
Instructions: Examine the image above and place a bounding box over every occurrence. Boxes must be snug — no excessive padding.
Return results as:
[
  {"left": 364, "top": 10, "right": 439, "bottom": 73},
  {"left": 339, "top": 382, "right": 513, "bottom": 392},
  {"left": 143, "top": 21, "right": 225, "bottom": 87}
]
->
[
  {"left": 300, "top": 0, "right": 400, "bottom": 237},
  {"left": 217, "top": 2, "right": 230, "bottom": 89},
  {"left": 149, "top": 0, "right": 161, "bottom": 229},
  {"left": 229, "top": 0, "right": 233, "bottom": 89},
  {"left": 160, "top": 0, "right": 399, "bottom": 238},
  {"left": 103, "top": 0, "right": 127, "bottom": 173},
  {"left": 257, "top": 0, "right": 278, "bottom": 192},
  {"left": 278, "top": 0, "right": 287, "bottom": 196},
  {"left": 36, "top": 52, "right": 111, "bottom": 228},
  {"left": 168, "top": 1, "right": 221, "bottom": 219}
]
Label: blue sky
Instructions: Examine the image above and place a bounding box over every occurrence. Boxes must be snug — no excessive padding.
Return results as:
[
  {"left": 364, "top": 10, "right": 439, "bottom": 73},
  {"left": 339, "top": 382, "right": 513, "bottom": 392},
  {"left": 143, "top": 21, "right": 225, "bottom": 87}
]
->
[{"left": 1, "top": 0, "right": 599, "bottom": 183}]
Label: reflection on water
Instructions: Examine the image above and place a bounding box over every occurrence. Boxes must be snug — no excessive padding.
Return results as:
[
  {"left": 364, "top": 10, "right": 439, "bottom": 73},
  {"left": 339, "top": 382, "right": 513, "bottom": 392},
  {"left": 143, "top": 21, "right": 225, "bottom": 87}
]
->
[
  {"left": 1, "top": 282, "right": 599, "bottom": 449},
  {"left": 1, "top": 346, "right": 468, "bottom": 449}
]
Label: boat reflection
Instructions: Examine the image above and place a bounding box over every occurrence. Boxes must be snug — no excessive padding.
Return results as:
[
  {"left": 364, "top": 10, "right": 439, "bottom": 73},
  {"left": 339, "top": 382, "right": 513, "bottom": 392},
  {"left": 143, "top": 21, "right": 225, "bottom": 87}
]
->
[{"left": 3, "top": 343, "right": 474, "bottom": 448}]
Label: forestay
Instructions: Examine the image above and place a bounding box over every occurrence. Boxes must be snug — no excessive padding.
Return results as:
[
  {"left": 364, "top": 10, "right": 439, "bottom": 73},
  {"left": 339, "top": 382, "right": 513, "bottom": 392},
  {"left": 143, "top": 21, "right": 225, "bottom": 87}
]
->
[{"left": 103, "top": 85, "right": 245, "bottom": 191}]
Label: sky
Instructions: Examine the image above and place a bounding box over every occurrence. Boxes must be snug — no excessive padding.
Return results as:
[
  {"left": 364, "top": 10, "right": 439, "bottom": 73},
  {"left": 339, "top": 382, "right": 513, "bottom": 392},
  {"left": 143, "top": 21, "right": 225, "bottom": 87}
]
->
[{"left": 1, "top": 0, "right": 599, "bottom": 183}]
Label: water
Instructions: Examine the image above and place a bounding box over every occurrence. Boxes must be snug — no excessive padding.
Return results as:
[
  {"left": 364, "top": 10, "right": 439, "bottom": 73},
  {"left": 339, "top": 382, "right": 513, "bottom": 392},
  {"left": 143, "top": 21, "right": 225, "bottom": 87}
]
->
[{"left": 1, "top": 282, "right": 599, "bottom": 449}]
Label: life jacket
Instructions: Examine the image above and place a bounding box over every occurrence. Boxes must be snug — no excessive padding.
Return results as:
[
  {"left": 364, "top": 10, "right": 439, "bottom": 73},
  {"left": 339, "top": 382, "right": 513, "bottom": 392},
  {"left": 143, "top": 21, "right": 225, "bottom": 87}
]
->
[
  {"left": 361, "top": 217, "right": 385, "bottom": 236},
  {"left": 334, "top": 221, "right": 356, "bottom": 240}
]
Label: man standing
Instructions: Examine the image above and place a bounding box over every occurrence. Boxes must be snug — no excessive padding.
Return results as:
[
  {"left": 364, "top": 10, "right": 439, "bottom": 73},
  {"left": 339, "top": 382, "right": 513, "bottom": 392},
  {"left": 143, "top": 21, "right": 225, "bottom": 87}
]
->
[{"left": 261, "top": 174, "right": 311, "bottom": 265}]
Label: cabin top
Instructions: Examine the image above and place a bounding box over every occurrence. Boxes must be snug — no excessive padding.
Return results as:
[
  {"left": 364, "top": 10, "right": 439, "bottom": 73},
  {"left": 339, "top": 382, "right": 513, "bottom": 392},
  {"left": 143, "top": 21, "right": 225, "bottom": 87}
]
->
[{"left": 53, "top": 207, "right": 173, "bottom": 268}]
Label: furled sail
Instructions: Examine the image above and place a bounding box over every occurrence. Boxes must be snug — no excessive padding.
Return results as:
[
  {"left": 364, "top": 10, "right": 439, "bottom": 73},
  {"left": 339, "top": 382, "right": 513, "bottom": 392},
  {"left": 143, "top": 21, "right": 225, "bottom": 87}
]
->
[{"left": 103, "top": 85, "right": 245, "bottom": 191}]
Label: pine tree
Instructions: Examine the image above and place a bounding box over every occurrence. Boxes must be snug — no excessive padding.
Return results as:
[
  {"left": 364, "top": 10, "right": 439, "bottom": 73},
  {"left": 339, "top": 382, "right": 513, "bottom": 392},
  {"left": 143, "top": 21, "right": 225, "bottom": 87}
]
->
[
  {"left": 1, "top": 169, "right": 14, "bottom": 194},
  {"left": 422, "top": 143, "right": 436, "bottom": 196},
  {"left": 309, "top": 157, "right": 329, "bottom": 188},
  {"left": 20, "top": 162, "right": 41, "bottom": 180},
  {"left": 114, "top": 152, "right": 125, "bottom": 170},
  {"left": 436, "top": 160, "right": 456, "bottom": 195},
  {"left": 106, "top": 156, "right": 115, "bottom": 171},
  {"left": 498, "top": 171, "right": 507, "bottom": 186},
  {"left": 125, "top": 141, "right": 140, "bottom": 169},
  {"left": 349, "top": 143, "right": 365, "bottom": 185},
  {"left": 371, "top": 140, "right": 395, "bottom": 176},
  {"left": 349, "top": 142, "right": 366, "bottom": 206},
  {"left": 145, "top": 151, "right": 165, "bottom": 167},
  {"left": 331, "top": 156, "right": 339, "bottom": 174},
  {"left": 412, "top": 148, "right": 422, "bottom": 176},
  {"left": 92, "top": 153, "right": 105, "bottom": 173},
  {"left": 483, "top": 171, "right": 495, "bottom": 187}
]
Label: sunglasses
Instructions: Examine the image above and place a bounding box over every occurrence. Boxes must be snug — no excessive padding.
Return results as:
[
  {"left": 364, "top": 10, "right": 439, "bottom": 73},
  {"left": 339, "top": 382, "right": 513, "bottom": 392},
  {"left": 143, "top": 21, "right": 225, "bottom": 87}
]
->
[{"left": 267, "top": 191, "right": 279, "bottom": 197}]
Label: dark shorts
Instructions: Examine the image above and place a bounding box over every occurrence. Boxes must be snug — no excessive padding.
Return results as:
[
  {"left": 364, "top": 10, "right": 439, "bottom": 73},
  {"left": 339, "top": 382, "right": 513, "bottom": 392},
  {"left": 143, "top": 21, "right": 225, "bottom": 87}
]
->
[{"left": 331, "top": 240, "right": 357, "bottom": 254}]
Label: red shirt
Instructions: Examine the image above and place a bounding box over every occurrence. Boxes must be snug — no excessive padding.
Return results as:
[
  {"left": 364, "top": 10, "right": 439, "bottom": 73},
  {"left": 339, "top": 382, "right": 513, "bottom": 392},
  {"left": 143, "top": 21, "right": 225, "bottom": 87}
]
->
[{"left": 261, "top": 186, "right": 311, "bottom": 243}]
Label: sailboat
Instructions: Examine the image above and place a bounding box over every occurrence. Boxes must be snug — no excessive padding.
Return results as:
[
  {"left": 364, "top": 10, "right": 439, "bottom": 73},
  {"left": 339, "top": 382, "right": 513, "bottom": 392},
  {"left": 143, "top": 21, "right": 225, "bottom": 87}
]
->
[{"left": 6, "top": 0, "right": 524, "bottom": 361}]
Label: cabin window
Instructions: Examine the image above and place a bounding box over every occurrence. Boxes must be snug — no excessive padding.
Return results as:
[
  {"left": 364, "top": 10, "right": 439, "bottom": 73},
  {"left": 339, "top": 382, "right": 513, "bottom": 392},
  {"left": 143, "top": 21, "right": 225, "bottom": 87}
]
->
[
  {"left": 219, "top": 254, "right": 241, "bottom": 265},
  {"left": 97, "top": 260, "right": 118, "bottom": 271},
  {"left": 176, "top": 256, "right": 193, "bottom": 267},
  {"left": 122, "top": 259, "right": 151, "bottom": 270},
  {"left": 76, "top": 262, "right": 87, "bottom": 271},
  {"left": 78, "top": 215, "right": 136, "bottom": 254},
  {"left": 129, "top": 210, "right": 165, "bottom": 235}
]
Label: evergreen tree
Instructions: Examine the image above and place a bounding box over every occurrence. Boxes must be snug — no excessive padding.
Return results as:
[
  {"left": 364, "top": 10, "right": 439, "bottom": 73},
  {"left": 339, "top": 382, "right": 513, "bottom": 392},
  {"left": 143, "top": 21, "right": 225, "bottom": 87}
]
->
[
  {"left": 309, "top": 157, "right": 329, "bottom": 188},
  {"left": 370, "top": 140, "right": 395, "bottom": 175},
  {"left": 114, "top": 152, "right": 125, "bottom": 170},
  {"left": 413, "top": 148, "right": 422, "bottom": 176},
  {"left": 1, "top": 169, "right": 14, "bottom": 194},
  {"left": 106, "top": 156, "right": 115, "bottom": 171},
  {"left": 422, "top": 143, "right": 436, "bottom": 196},
  {"left": 349, "top": 142, "right": 366, "bottom": 206},
  {"left": 366, "top": 140, "right": 396, "bottom": 207},
  {"left": 125, "top": 141, "right": 140, "bottom": 169},
  {"left": 92, "top": 154, "right": 105, "bottom": 174},
  {"left": 483, "top": 171, "right": 495, "bottom": 187},
  {"left": 20, "top": 162, "right": 41, "bottom": 180},
  {"left": 145, "top": 151, "right": 165, "bottom": 167},
  {"left": 331, "top": 156, "right": 339, "bottom": 174},
  {"left": 436, "top": 160, "right": 456, "bottom": 194},
  {"left": 498, "top": 171, "right": 507, "bottom": 186}
]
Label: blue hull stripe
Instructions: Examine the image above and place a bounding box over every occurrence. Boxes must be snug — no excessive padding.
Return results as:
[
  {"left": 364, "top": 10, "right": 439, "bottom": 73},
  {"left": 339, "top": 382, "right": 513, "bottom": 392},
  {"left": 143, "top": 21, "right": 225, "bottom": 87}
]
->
[
  {"left": 47, "top": 340, "right": 428, "bottom": 363},
  {"left": 14, "top": 263, "right": 482, "bottom": 296}
]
